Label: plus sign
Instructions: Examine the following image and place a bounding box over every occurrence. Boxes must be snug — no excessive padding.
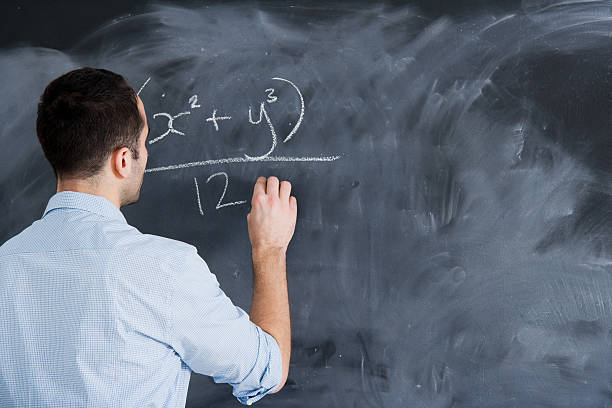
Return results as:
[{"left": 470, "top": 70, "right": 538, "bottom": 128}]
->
[{"left": 206, "top": 109, "right": 231, "bottom": 131}]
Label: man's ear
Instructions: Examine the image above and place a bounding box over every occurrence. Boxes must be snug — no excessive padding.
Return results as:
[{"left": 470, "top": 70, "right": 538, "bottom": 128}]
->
[{"left": 111, "top": 147, "right": 131, "bottom": 179}]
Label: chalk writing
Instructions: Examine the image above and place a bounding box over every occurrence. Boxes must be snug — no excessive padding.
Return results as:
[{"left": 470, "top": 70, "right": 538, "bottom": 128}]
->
[
  {"left": 147, "top": 155, "right": 341, "bottom": 173},
  {"left": 139, "top": 76, "right": 340, "bottom": 216},
  {"left": 206, "top": 109, "right": 232, "bottom": 132},
  {"left": 193, "top": 177, "right": 204, "bottom": 216},
  {"left": 194, "top": 172, "right": 247, "bottom": 214},
  {"left": 136, "top": 77, "right": 151, "bottom": 96},
  {"left": 188, "top": 95, "right": 201, "bottom": 109},
  {"left": 146, "top": 77, "right": 306, "bottom": 151},
  {"left": 246, "top": 101, "right": 277, "bottom": 160},
  {"left": 149, "top": 111, "right": 191, "bottom": 144},
  {"left": 265, "top": 88, "right": 277, "bottom": 103},
  {"left": 271, "top": 77, "right": 304, "bottom": 143}
]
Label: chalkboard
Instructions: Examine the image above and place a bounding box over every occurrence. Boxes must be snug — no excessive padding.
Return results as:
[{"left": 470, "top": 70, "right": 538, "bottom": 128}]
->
[{"left": 2, "top": 1, "right": 612, "bottom": 406}]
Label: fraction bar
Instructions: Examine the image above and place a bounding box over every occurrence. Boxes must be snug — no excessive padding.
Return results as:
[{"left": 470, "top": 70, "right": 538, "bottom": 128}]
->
[{"left": 145, "top": 155, "right": 342, "bottom": 173}]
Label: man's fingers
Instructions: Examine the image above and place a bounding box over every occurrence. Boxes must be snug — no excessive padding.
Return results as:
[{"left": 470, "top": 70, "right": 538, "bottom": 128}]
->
[
  {"left": 266, "top": 176, "right": 280, "bottom": 196},
  {"left": 253, "top": 176, "right": 267, "bottom": 196},
  {"left": 279, "top": 180, "right": 291, "bottom": 201},
  {"left": 253, "top": 176, "right": 292, "bottom": 205}
]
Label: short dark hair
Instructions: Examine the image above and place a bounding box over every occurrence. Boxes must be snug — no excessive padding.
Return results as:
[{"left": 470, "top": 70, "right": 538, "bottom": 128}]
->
[{"left": 36, "top": 67, "right": 144, "bottom": 179}]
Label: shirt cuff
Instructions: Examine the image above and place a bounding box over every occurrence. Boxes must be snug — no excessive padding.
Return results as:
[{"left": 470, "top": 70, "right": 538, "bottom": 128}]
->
[{"left": 234, "top": 326, "right": 283, "bottom": 405}]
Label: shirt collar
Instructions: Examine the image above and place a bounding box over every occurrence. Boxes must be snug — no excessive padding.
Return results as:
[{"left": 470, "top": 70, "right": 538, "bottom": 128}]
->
[{"left": 42, "top": 191, "right": 127, "bottom": 224}]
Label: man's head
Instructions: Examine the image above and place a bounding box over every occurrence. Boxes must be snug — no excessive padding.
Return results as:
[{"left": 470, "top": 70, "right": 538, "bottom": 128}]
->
[{"left": 36, "top": 67, "right": 149, "bottom": 207}]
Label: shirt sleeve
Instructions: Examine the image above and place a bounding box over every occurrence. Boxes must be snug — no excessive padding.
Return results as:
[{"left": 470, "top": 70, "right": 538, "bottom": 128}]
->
[{"left": 169, "top": 247, "right": 283, "bottom": 405}]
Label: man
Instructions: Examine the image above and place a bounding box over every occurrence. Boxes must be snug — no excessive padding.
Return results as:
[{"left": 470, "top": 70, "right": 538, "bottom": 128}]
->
[{"left": 0, "top": 67, "right": 296, "bottom": 407}]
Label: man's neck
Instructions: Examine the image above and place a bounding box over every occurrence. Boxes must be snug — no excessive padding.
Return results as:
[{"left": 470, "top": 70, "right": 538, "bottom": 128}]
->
[{"left": 56, "top": 178, "right": 121, "bottom": 209}]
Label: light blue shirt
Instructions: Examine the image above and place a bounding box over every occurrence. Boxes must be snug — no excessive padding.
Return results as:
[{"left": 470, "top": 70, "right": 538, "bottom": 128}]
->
[{"left": 0, "top": 191, "right": 282, "bottom": 407}]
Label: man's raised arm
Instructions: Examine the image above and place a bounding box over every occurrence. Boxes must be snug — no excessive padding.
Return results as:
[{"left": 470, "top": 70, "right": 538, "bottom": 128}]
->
[{"left": 247, "top": 176, "right": 297, "bottom": 393}]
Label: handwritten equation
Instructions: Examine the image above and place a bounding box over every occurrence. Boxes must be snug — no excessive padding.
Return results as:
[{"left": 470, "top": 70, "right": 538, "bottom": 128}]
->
[{"left": 138, "top": 76, "right": 340, "bottom": 215}]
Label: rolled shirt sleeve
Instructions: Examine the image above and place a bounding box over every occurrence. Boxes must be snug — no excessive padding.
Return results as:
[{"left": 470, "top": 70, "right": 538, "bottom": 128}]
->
[{"left": 169, "top": 246, "right": 283, "bottom": 405}]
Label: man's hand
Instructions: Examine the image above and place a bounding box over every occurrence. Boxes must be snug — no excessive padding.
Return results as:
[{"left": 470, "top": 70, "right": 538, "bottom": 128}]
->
[{"left": 247, "top": 176, "right": 297, "bottom": 255}]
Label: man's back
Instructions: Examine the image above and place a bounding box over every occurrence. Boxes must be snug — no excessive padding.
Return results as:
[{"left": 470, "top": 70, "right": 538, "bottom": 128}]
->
[{"left": 0, "top": 191, "right": 282, "bottom": 407}]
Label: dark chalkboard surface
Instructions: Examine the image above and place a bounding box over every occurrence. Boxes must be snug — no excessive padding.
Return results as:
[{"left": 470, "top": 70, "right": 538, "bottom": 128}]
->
[{"left": 2, "top": 1, "right": 612, "bottom": 406}]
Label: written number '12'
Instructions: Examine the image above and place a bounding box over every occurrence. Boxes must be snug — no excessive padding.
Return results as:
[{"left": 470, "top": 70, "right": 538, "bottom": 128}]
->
[{"left": 193, "top": 172, "right": 247, "bottom": 215}]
